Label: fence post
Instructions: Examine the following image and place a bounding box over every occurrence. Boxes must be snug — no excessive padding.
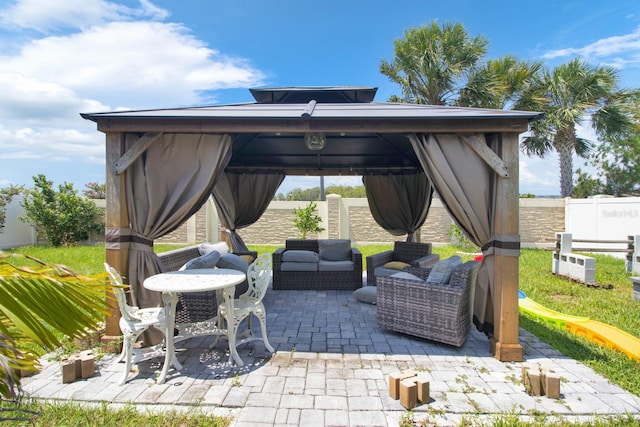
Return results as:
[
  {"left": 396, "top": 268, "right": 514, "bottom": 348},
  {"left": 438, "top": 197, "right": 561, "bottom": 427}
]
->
[{"left": 631, "top": 235, "right": 640, "bottom": 275}]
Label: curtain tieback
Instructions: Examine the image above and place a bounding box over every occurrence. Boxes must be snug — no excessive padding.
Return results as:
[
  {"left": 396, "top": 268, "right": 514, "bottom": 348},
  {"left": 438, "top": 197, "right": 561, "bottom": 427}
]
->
[
  {"left": 106, "top": 227, "right": 153, "bottom": 251},
  {"left": 481, "top": 234, "right": 520, "bottom": 257}
]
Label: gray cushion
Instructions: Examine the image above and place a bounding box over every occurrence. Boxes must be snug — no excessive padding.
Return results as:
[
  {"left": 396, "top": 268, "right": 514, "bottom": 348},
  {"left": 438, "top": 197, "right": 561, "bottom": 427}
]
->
[
  {"left": 390, "top": 271, "right": 424, "bottom": 282},
  {"left": 374, "top": 266, "right": 403, "bottom": 281},
  {"left": 280, "top": 262, "right": 318, "bottom": 272},
  {"left": 282, "top": 250, "right": 319, "bottom": 263},
  {"left": 216, "top": 252, "right": 249, "bottom": 273},
  {"left": 318, "top": 239, "right": 352, "bottom": 261},
  {"left": 353, "top": 286, "right": 377, "bottom": 304},
  {"left": 426, "top": 256, "right": 462, "bottom": 284},
  {"left": 179, "top": 250, "right": 221, "bottom": 271},
  {"left": 318, "top": 260, "right": 353, "bottom": 272}
]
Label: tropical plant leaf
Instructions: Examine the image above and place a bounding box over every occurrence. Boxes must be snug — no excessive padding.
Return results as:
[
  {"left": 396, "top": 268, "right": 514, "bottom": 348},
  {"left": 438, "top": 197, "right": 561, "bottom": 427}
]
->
[{"left": 0, "top": 252, "right": 113, "bottom": 398}]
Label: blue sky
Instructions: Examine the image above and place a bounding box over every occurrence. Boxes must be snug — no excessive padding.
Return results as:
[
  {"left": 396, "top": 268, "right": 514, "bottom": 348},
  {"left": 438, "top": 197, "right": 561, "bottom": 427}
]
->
[{"left": 1, "top": 0, "right": 639, "bottom": 196}]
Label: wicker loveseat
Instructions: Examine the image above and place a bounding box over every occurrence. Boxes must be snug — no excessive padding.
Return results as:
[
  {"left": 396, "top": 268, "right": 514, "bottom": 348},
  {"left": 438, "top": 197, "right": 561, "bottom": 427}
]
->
[
  {"left": 376, "top": 260, "right": 480, "bottom": 347},
  {"left": 157, "top": 243, "right": 256, "bottom": 323},
  {"left": 272, "top": 239, "right": 363, "bottom": 290}
]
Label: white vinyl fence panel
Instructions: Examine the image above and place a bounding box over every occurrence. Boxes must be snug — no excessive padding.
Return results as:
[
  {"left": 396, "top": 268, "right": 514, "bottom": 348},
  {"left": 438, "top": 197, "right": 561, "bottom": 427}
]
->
[
  {"left": 0, "top": 195, "right": 35, "bottom": 249},
  {"left": 565, "top": 196, "right": 640, "bottom": 258}
]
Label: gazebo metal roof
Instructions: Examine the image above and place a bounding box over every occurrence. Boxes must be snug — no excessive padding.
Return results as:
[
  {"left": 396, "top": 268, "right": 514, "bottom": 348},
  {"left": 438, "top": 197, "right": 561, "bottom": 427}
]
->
[{"left": 81, "top": 86, "right": 541, "bottom": 176}]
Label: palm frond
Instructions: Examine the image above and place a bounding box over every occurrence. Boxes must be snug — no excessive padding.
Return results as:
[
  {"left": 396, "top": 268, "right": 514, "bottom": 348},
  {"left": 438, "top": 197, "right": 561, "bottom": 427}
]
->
[{"left": 0, "top": 252, "right": 114, "bottom": 398}]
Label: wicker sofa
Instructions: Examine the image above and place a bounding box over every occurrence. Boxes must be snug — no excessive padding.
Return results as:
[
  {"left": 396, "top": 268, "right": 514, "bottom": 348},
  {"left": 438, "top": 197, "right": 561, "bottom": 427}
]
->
[
  {"left": 376, "top": 260, "right": 480, "bottom": 347},
  {"left": 272, "top": 239, "right": 363, "bottom": 290},
  {"left": 366, "top": 241, "right": 440, "bottom": 286},
  {"left": 156, "top": 243, "right": 256, "bottom": 323}
]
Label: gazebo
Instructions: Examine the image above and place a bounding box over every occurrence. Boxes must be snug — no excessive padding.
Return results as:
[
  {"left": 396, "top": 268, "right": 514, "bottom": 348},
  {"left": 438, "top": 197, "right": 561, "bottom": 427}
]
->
[{"left": 82, "top": 86, "right": 541, "bottom": 362}]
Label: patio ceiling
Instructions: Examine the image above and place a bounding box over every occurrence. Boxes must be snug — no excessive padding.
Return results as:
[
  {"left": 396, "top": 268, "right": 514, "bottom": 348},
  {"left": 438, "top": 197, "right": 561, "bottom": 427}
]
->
[{"left": 81, "top": 86, "right": 541, "bottom": 176}]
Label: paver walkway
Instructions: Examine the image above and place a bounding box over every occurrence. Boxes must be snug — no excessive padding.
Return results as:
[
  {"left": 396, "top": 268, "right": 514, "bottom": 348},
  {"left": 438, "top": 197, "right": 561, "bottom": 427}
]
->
[{"left": 21, "top": 282, "right": 640, "bottom": 427}]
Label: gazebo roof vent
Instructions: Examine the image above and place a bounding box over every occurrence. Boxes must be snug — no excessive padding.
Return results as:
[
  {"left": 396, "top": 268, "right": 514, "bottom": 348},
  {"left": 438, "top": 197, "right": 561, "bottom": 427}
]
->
[{"left": 249, "top": 86, "right": 378, "bottom": 104}]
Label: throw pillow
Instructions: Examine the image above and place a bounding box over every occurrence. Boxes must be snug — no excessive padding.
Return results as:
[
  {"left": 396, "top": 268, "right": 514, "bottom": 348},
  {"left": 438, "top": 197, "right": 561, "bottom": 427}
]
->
[
  {"left": 426, "top": 256, "right": 462, "bottom": 284},
  {"left": 217, "top": 252, "right": 250, "bottom": 273},
  {"left": 353, "top": 286, "right": 377, "bottom": 304},
  {"left": 318, "top": 239, "right": 352, "bottom": 261},
  {"left": 198, "top": 241, "right": 229, "bottom": 256},
  {"left": 179, "top": 250, "right": 221, "bottom": 271},
  {"left": 384, "top": 261, "right": 410, "bottom": 270},
  {"left": 240, "top": 254, "right": 256, "bottom": 264}
]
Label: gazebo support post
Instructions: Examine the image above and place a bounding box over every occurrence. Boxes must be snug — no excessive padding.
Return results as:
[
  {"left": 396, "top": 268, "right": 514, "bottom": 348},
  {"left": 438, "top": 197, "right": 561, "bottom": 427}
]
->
[
  {"left": 102, "top": 131, "right": 129, "bottom": 353},
  {"left": 491, "top": 133, "right": 523, "bottom": 362}
]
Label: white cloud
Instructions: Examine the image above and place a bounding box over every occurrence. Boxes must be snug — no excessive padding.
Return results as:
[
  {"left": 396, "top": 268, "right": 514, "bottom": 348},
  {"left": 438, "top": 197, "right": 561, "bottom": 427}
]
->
[
  {"left": 543, "top": 26, "right": 640, "bottom": 69},
  {"left": 0, "top": 0, "right": 168, "bottom": 32},
  {"left": 519, "top": 157, "right": 558, "bottom": 194},
  {"left": 1, "top": 21, "right": 264, "bottom": 108},
  {"left": 0, "top": 124, "right": 103, "bottom": 161},
  {"left": 0, "top": 0, "right": 266, "bottom": 186},
  {"left": 0, "top": 71, "right": 109, "bottom": 122}
]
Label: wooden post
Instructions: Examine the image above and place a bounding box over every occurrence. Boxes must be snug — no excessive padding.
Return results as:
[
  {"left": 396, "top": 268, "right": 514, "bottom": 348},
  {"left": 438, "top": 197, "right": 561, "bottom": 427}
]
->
[
  {"left": 491, "top": 133, "right": 523, "bottom": 362},
  {"left": 103, "top": 132, "right": 129, "bottom": 351}
]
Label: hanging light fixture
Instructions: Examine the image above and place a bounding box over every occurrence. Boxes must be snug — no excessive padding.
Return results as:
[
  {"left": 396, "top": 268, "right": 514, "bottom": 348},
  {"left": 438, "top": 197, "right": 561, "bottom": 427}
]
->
[{"left": 304, "top": 132, "right": 326, "bottom": 151}]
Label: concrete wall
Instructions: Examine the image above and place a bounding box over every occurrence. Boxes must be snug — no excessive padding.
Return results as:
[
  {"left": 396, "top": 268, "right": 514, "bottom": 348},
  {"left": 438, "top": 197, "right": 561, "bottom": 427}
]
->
[
  {"left": 0, "top": 194, "right": 571, "bottom": 248},
  {"left": 157, "top": 195, "right": 566, "bottom": 248}
]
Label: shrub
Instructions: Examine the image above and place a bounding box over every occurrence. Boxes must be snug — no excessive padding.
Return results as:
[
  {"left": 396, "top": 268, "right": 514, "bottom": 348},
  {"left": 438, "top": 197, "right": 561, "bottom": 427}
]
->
[
  {"left": 20, "top": 174, "right": 104, "bottom": 247},
  {"left": 447, "top": 223, "right": 479, "bottom": 251},
  {"left": 293, "top": 201, "right": 325, "bottom": 239}
]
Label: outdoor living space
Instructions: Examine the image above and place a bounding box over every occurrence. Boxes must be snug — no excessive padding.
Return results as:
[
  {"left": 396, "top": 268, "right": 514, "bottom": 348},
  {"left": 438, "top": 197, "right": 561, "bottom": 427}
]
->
[{"left": 19, "top": 271, "right": 640, "bottom": 426}]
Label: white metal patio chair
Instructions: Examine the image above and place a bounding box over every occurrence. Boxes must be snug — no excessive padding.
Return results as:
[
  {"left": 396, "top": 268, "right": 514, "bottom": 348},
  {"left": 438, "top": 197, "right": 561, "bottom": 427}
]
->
[
  {"left": 104, "top": 263, "right": 168, "bottom": 385},
  {"left": 217, "top": 254, "right": 275, "bottom": 357}
]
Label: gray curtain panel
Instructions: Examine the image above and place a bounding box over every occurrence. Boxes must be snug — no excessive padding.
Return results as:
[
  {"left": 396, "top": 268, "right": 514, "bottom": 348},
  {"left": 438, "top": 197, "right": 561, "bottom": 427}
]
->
[
  {"left": 212, "top": 172, "right": 285, "bottom": 252},
  {"left": 409, "top": 133, "right": 513, "bottom": 336},
  {"left": 124, "top": 133, "right": 232, "bottom": 343},
  {"left": 363, "top": 172, "right": 433, "bottom": 242}
]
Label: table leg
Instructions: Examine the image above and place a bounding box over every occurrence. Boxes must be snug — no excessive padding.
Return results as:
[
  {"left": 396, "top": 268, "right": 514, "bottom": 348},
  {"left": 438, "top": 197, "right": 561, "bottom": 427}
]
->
[
  {"left": 157, "top": 292, "right": 182, "bottom": 384},
  {"left": 220, "top": 286, "right": 244, "bottom": 367}
]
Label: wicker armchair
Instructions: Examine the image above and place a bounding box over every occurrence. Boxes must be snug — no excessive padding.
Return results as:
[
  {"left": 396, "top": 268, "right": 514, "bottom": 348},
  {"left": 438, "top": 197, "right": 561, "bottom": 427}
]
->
[
  {"left": 366, "top": 241, "right": 439, "bottom": 286},
  {"left": 376, "top": 261, "right": 480, "bottom": 347}
]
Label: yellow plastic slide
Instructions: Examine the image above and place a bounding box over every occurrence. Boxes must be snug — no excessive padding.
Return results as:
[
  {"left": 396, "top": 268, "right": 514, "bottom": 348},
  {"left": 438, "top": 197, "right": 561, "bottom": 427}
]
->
[{"left": 518, "top": 290, "right": 640, "bottom": 361}]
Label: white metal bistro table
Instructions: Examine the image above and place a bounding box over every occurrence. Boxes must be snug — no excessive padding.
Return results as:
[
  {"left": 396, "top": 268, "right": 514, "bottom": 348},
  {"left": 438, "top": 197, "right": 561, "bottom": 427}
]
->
[{"left": 143, "top": 268, "right": 246, "bottom": 384}]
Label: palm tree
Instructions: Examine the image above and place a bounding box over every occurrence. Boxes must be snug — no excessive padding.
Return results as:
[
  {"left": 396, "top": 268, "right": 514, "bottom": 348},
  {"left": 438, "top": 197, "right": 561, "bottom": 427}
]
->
[
  {"left": 0, "top": 253, "right": 111, "bottom": 398},
  {"left": 380, "top": 21, "right": 488, "bottom": 105},
  {"left": 521, "top": 58, "right": 637, "bottom": 197},
  {"left": 457, "top": 55, "right": 544, "bottom": 110}
]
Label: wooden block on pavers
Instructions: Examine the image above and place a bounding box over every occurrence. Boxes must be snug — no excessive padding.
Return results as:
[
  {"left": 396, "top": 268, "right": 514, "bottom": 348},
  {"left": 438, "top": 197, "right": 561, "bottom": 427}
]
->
[
  {"left": 61, "top": 359, "right": 76, "bottom": 384},
  {"left": 388, "top": 370, "right": 416, "bottom": 399},
  {"left": 79, "top": 351, "right": 95, "bottom": 379},
  {"left": 521, "top": 364, "right": 531, "bottom": 383},
  {"left": 413, "top": 375, "right": 430, "bottom": 403},
  {"left": 542, "top": 371, "right": 561, "bottom": 399},
  {"left": 523, "top": 366, "right": 542, "bottom": 397},
  {"left": 65, "top": 350, "right": 95, "bottom": 382},
  {"left": 400, "top": 378, "right": 418, "bottom": 409},
  {"left": 527, "top": 372, "right": 542, "bottom": 396}
]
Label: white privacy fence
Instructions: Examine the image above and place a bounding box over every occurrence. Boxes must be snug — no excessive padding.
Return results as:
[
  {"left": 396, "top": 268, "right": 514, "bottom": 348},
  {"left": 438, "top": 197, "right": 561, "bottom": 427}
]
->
[
  {"left": 564, "top": 197, "right": 640, "bottom": 259},
  {"left": 0, "top": 195, "right": 35, "bottom": 249}
]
